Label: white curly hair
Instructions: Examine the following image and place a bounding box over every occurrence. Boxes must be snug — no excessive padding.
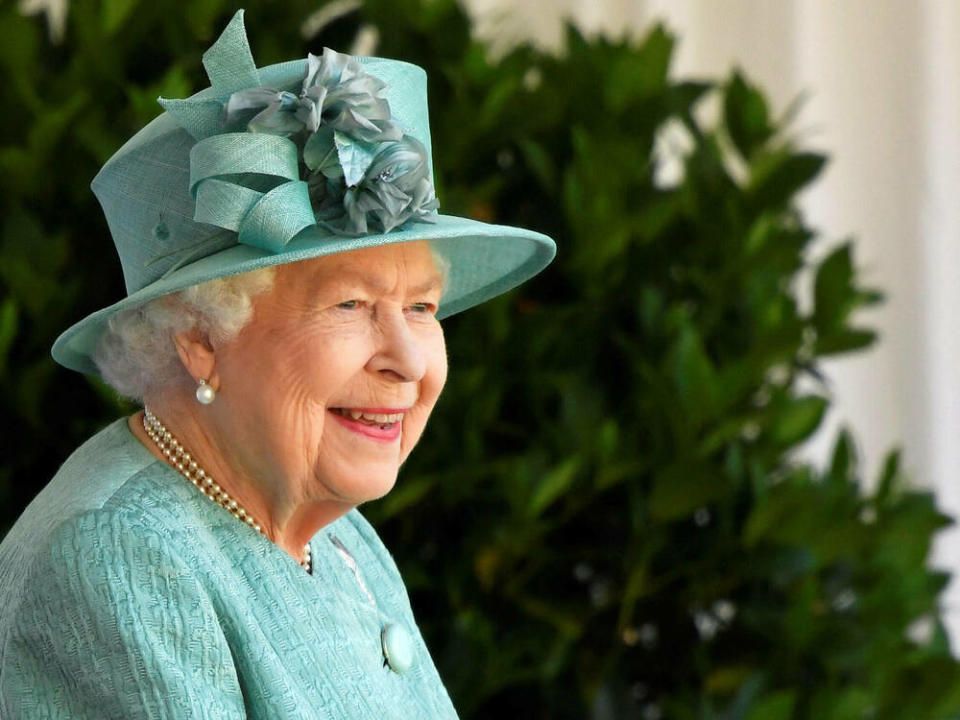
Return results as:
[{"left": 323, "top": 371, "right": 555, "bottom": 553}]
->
[{"left": 93, "top": 267, "right": 276, "bottom": 401}]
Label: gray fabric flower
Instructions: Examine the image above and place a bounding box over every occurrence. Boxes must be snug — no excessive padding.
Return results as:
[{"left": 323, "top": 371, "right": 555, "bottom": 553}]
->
[
  {"left": 225, "top": 48, "right": 402, "bottom": 144},
  {"left": 311, "top": 135, "right": 439, "bottom": 235}
]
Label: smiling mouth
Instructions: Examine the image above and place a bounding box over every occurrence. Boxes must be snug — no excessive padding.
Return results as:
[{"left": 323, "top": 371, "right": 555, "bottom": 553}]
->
[{"left": 330, "top": 407, "right": 406, "bottom": 429}]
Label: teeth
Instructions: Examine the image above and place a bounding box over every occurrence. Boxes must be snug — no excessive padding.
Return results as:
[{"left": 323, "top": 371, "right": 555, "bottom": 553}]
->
[{"left": 340, "top": 409, "right": 404, "bottom": 424}]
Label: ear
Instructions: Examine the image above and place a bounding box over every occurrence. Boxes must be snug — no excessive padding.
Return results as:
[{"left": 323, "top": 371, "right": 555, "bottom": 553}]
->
[{"left": 172, "top": 329, "right": 220, "bottom": 391}]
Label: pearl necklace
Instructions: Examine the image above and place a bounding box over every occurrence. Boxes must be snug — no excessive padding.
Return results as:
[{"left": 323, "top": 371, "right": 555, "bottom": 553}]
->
[{"left": 142, "top": 408, "right": 312, "bottom": 574}]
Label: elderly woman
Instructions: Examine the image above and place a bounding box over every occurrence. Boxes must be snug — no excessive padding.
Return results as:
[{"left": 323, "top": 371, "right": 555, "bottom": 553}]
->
[{"left": 0, "top": 12, "right": 553, "bottom": 719}]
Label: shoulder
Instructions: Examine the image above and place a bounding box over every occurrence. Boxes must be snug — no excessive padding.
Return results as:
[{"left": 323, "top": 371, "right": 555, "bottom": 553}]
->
[
  {"left": 6, "top": 500, "right": 209, "bottom": 635},
  {"left": 51, "top": 416, "right": 155, "bottom": 492},
  {"left": 0, "top": 419, "right": 211, "bottom": 654},
  {"left": 0, "top": 417, "right": 171, "bottom": 584},
  {"left": 0, "top": 504, "right": 242, "bottom": 718},
  {"left": 1, "top": 418, "right": 158, "bottom": 554}
]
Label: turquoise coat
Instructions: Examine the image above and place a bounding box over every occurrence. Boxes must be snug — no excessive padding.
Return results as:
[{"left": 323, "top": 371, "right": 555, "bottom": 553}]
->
[{"left": 0, "top": 419, "right": 459, "bottom": 718}]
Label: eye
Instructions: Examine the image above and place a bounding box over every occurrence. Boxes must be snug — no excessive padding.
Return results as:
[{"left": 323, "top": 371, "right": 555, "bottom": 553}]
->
[
  {"left": 337, "top": 300, "right": 360, "bottom": 310},
  {"left": 406, "top": 302, "right": 436, "bottom": 314}
]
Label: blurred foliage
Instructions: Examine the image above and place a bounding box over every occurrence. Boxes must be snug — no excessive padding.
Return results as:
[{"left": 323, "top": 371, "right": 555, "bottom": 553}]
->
[{"left": 2, "top": 1, "right": 959, "bottom": 719}]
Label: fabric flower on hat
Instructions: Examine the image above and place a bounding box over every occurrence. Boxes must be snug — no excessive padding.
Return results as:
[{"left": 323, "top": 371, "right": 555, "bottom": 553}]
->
[
  {"left": 225, "top": 48, "right": 402, "bottom": 143},
  {"left": 222, "top": 47, "right": 436, "bottom": 236},
  {"left": 311, "top": 135, "right": 439, "bottom": 234}
]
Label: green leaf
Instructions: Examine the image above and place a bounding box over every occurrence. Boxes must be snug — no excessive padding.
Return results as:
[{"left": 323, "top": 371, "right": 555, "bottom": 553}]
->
[
  {"left": 828, "top": 428, "right": 856, "bottom": 483},
  {"left": 126, "top": 64, "right": 192, "bottom": 124},
  {"left": 748, "top": 151, "right": 827, "bottom": 210},
  {"left": 480, "top": 76, "right": 520, "bottom": 127},
  {"left": 808, "top": 686, "right": 873, "bottom": 720},
  {"left": 667, "top": 80, "right": 713, "bottom": 117},
  {"left": 604, "top": 24, "right": 673, "bottom": 109},
  {"left": 0, "top": 298, "right": 17, "bottom": 374},
  {"left": 669, "top": 321, "right": 718, "bottom": 421},
  {"left": 649, "top": 462, "right": 730, "bottom": 521},
  {"left": 527, "top": 456, "right": 580, "bottom": 518},
  {"left": 377, "top": 475, "right": 435, "bottom": 520},
  {"left": 768, "top": 395, "right": 827, "bottom": 446},
  {"left": 878, "top": 657, "right": 960, "bottom": 718},
  {"left": 810, "top": 243, "right": 881, "bottom": 346},
  {"left": 724, "top": 70, "right": 772, "bottom": 160},
  {"left": 813, "top": 242, "right": 855, "bottom": 331},
  {"left": 743, "top": 487, "right": 792, "bottom": 547},
  {"left": 744, "top": 691, "right": 796, "bottom": 720},
  {"left": 517, "top": 138, "right": 557, "bottom": 194},
  {"left": 185, "top": 0, "right": 228, "bottom": 37},
  {"left": 705, "top": 666, "right": 756, "bottom": 696},
  {"left": 742, "top": 480, "right": 850, "bottom": 557},
  {"left": 874, "top": 450, "right": 902, "bottom": 503},
  {"left": 815, "top": 327, "right": 876, "bottom": 356},
  {"left": 102, "top": 0, "right": 139, "bottom": 34}
]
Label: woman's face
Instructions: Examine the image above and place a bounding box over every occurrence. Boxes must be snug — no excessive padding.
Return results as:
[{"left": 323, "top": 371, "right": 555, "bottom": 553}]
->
[{"left": 214, "top": 241, "right": 447, "bottom": 507}]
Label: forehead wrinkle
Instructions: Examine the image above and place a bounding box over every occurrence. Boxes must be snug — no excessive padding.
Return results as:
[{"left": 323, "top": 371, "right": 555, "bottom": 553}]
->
[
  {"left": 411, "top": 273, "right": 445, "bottom": 296},
  {"left": 293, "top": 240, "right": 444, "bottom": 298},
  {"left": 320, "top": 268, "right": 444, "bottom": 296}
]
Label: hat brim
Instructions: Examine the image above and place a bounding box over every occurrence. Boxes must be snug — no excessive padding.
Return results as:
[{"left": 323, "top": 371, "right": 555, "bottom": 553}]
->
[{"left": 51, "top": 213, "right": 556, "bottom": 376}]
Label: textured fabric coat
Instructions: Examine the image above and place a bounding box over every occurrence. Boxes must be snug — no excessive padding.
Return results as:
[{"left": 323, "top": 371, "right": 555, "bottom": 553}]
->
[{"left": 0, "top": 419, "right": 459, "bottom": 719}]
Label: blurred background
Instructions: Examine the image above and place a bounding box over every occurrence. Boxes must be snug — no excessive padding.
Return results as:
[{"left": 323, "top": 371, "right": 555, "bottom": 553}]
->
[
  {"left": 3, "top": 0, "right": 960, "bottom": 718},
  {"left": 466, "top": 0, "right": 960, "bottom": 649}
]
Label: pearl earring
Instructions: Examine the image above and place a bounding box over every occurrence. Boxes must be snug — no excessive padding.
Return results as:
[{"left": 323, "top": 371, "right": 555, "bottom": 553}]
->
[{"left": 195, "top": 378, "right": 216, "bottom": 405}]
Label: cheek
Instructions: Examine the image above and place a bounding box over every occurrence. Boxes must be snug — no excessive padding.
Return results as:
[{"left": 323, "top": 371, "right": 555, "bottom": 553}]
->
[
  {"left": 426, "top": 341, "right": 448, "bottom": 402},
  {"left": 402, "top": 328, "right": 448, "bottom": 452},
  {"left": 418, "top": 323, "right": 448, "bottom": 406},
  {"left": 272, "top": 324, "right": 371, "bottom": 401}
]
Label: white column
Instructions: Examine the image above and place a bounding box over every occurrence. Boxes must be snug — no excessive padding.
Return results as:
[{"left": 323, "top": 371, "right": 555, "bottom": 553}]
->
[
  {"left": 639, "top": 0, "right": 798, "bottom": 112},
  {"left": 792, "top": 2, "right": 927, "bottom": 489},
  {"left": 920, "top": 0, "right": 960, "bottom": 647}
]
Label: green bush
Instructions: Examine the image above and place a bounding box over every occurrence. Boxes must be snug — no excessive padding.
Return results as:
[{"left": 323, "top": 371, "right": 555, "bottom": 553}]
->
[{"left": 2, "top": 1, "right": 958, "bottom": 718}]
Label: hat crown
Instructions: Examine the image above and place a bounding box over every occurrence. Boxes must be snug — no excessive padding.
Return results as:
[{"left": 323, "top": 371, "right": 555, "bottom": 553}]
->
[{"left": 92, "top": 11, "right": 434, "bottom": 295}]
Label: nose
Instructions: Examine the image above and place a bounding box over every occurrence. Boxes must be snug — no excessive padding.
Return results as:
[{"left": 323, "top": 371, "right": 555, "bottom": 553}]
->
[{"left": 366, "top": 308, "right": 427, "bottom": 383}]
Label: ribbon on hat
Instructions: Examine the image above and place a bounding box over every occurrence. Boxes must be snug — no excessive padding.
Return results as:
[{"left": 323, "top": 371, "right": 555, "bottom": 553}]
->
[
  {"left": 188, "top": 133, "right": 316, "bottom": 253},
  {"left": 156, "top": 10, "right": 439, "bottom": 262}
]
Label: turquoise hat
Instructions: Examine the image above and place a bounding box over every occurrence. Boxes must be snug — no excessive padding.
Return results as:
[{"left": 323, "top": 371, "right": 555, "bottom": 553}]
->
[{"left": 52, "top": 10, "right": 555, "bottom": 376}]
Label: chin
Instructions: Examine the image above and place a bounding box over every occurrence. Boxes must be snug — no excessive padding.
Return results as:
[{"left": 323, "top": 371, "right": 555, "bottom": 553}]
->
[
  {"left": 322, "top": 471, "right": 399, "bottom": 506},
  {"left": 358, "top": 476, "right": 398, "bottom": 503}
]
